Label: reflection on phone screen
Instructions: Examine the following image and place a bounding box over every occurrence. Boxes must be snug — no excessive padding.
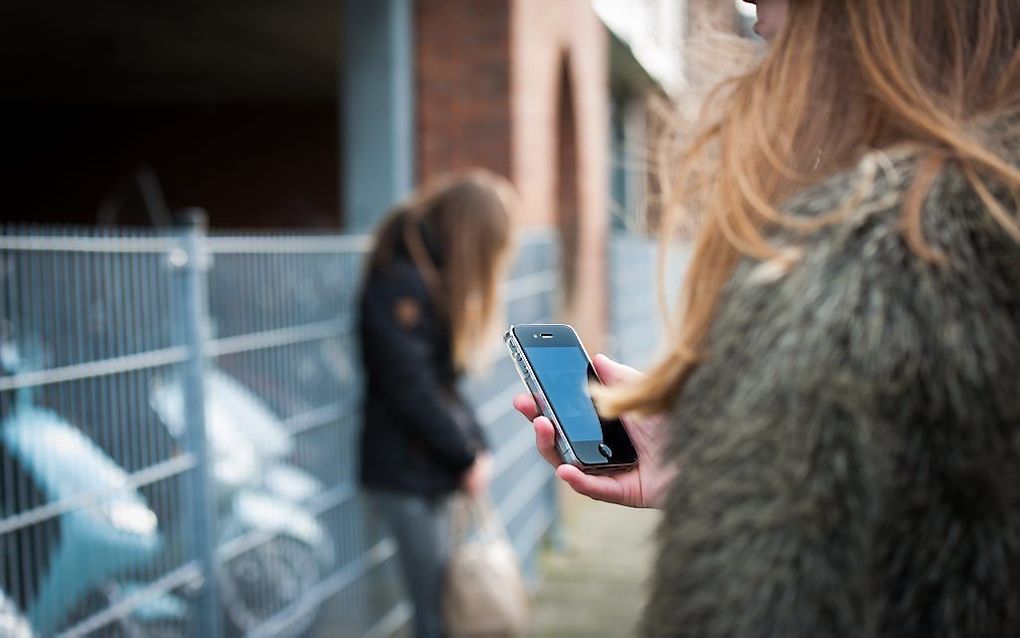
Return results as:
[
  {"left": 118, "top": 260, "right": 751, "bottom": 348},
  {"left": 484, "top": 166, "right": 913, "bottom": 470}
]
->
[{"left": 524, "top": 346, "right": 604, "bottom": 443}]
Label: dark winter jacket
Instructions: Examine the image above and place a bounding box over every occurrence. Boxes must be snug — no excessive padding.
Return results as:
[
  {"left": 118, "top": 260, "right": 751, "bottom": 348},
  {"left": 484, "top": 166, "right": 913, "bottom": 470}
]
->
[
  {"left": 358, "top": 248, "right": 487, "bottom": 497},
  {"left": 643, "top": 143, "right": 1020, "bottom": 636}
]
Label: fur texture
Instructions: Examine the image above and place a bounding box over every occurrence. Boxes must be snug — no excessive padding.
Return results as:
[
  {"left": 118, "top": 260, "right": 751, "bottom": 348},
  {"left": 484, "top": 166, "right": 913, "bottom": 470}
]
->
[{"left": 641, "top": 149, "right": 1020, "bottom": 637}]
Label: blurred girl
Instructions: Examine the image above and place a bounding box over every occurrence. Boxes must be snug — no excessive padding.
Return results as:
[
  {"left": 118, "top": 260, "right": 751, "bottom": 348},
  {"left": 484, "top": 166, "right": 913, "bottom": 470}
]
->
[{"left": 359, "top": 169, "right": 515, "bottom": 638}]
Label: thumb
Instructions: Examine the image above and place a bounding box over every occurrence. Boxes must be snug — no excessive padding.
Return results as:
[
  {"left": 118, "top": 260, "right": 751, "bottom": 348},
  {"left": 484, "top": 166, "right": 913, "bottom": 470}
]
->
[{"left": 592, "top": 353, "right": 643, "bottom": 387}]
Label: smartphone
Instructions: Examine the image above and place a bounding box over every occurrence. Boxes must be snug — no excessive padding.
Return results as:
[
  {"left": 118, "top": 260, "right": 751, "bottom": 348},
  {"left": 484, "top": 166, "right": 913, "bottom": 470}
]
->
[{"left": 505, "top": 324, "right": 638, "bottom": 473}]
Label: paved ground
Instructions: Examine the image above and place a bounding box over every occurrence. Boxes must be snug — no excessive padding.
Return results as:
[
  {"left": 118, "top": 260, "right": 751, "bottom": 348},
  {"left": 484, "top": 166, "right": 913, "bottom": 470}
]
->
[{"left": 526, "top": 488, "right": 661, "bottom": 637}]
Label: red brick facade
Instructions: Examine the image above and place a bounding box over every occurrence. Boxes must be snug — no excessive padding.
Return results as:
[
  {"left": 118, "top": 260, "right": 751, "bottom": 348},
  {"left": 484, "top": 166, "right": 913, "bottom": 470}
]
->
[
  {"left": 415, "top": 0, "right": 610, "bottom": 345},
  {"left": 415, "top": 0, "right": 513, "bottom": 181}
]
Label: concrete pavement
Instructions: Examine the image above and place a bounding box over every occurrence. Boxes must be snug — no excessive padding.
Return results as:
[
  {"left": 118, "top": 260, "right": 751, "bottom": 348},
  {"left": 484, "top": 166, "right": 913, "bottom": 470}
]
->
[{"left": 526, "top": 488, "right": 661, "bottom": 637}]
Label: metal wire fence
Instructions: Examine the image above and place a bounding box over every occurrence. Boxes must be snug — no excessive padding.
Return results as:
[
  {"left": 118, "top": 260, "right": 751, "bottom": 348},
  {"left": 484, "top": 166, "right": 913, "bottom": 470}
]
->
[
  {"left": 0, "top": 220, "right": 561, "bottom": 637},
  {"left": 609, "top": 234, "right": 691, "bottom": 369}
]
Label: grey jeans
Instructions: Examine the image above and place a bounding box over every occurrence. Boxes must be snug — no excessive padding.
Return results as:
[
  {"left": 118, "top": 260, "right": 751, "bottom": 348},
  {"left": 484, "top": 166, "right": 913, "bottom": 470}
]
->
[{"left": 369, "top": 491, "right": 451, "bottom": 638}]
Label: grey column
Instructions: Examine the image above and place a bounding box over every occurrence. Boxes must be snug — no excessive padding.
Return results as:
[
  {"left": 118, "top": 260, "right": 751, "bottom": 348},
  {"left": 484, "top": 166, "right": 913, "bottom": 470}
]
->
[{"left": 341, "top": 0, "right": 416, "bottom": 233}]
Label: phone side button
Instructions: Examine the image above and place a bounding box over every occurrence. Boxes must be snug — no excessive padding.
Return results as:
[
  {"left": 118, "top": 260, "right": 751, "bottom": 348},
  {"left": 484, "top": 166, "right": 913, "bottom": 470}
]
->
[{"left": 555, "top": 436, "right": 569, "bottom": 458}]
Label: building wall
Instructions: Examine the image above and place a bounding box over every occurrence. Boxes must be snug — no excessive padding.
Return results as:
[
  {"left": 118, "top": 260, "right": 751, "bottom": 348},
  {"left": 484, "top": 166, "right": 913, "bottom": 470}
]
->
[
  {"left": 415, "top": 0, "right": 513, "bottom": 182},
  {"left": 415, "top": 0, "right": 611, "bottom": 346},
  {"left": 511, "top": 0, "right": 609, "bottom": 347},
  {"left": 593, "top": 0, "right": 686, "bottom": 96}
]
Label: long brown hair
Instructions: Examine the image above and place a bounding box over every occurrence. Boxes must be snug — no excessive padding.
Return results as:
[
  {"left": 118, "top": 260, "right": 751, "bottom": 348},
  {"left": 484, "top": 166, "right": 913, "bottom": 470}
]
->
[
  {"left": 369, "top": 169, "right": 517, "bottom": 370},
  {"left": 602, "top": 0, "right": 1020, "bottom": 416}
]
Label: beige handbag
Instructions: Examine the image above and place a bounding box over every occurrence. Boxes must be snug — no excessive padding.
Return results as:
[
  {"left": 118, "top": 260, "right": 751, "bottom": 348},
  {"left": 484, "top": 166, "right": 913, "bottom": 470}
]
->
[{"left": 444, "top": 495, "right": 531, "bottom": 637}]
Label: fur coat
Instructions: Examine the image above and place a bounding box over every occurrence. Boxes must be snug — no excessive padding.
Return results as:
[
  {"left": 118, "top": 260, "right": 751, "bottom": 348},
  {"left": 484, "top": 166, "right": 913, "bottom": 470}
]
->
[{"left": 642, "top": 146, "right": 1020, "bottom": 637}]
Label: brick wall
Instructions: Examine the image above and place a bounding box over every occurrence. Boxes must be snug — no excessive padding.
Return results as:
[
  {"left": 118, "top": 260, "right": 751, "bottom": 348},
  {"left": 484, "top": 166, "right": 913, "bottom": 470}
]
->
[
  {"left": 510, "top": 0, "right": 609, "bottom": 346},
  {"left": 415, "top": 0, "right": 513, "bottom": 182},
  {"left": 415, "top": 0, "right": 610, "bottom": 346}
]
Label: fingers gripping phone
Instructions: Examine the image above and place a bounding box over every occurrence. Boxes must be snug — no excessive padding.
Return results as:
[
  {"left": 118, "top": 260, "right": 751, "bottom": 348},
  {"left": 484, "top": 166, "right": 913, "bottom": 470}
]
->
[{"left": 505, "top": 324, "right": 638, "bottom": 473}]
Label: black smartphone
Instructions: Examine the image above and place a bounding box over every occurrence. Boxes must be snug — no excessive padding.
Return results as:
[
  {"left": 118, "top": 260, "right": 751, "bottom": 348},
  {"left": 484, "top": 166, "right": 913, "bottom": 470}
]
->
[{"left": 505, "top": 323, "right": 638, "bottom": 473}]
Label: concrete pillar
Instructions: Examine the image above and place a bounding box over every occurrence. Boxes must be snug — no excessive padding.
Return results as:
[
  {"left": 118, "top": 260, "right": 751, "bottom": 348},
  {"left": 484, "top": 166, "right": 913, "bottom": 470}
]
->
[{"left": 341, "top": 0, "right": 415, "bottom": 233}]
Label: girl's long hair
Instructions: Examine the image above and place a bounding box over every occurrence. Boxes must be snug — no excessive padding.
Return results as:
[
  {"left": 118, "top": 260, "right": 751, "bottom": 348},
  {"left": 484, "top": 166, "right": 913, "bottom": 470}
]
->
[
  {"left": 601, "top": 0, "right": 1020, "bottom": 416},
  {"left": 369, "top": 169, "right": 516, "bottom": 371}
]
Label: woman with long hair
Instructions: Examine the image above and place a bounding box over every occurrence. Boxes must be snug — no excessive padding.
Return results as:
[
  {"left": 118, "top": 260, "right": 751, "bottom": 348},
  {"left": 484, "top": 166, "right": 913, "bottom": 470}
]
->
[
  {"left": 518, "top": 0, "right": 1020, "bottom": 634},
  {"left": 359, "top": 169, "right": 515, "bottom": 638}
]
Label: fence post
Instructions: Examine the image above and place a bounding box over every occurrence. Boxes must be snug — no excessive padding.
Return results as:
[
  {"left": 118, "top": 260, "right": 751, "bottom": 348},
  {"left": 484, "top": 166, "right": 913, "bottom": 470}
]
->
[{"left": 176, "top": 209, "right": 222, "bottom": 638}]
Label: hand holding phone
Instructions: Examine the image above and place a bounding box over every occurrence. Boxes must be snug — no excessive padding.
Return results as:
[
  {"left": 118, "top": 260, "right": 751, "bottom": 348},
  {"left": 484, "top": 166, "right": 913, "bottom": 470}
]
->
[
  {"left": 505, "top": 324, "right": 638, "bottom": 472},
  {"left": 510, "top": 345, "right": 676, "bottom": 508}
]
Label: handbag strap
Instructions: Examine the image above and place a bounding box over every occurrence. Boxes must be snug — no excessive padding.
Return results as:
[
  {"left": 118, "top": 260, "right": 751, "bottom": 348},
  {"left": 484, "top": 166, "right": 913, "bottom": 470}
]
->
[
  {"left": 449, "top": 494, "right": 506, "bottom": 543},
  {"left": 449, "top": 496, "right": 473, "bottom": 544}
]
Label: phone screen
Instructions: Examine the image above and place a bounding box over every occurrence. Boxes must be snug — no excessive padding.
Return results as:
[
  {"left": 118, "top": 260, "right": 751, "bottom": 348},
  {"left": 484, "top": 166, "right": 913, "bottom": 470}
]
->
[
  {"left": 524, "top": 347, "right": 604, "bottom": 441},
  {"left": 520, "top": 340, "right": 637, "bottom": 466}
]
